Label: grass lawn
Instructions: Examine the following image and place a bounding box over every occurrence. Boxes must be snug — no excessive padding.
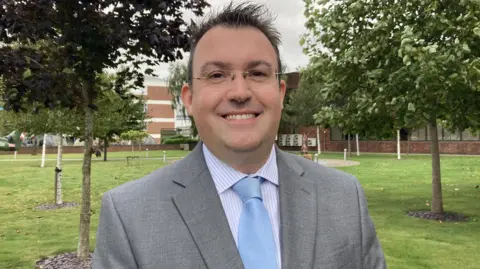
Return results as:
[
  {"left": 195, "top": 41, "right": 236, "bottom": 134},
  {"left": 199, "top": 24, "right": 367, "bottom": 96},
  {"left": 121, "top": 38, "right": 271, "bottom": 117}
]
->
[
  {"left": 1, "top": 150, "right": 479, "bottom": 269},
  {"left": 0, "top": 149, "right": 188, "bottom": 160}
]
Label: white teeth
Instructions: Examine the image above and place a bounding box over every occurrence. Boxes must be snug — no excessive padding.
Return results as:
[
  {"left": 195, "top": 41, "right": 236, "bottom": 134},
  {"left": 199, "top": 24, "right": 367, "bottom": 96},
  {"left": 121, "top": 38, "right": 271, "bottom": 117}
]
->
[{"left": 225, "top": 114, "right": 256, "bottom": 120}]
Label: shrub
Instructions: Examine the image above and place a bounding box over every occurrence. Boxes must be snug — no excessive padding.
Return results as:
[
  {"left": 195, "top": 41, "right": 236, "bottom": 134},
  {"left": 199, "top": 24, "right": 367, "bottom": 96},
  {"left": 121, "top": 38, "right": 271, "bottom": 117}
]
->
[{"left": 162, "top": 136, "right": 198, "bottom": 144}]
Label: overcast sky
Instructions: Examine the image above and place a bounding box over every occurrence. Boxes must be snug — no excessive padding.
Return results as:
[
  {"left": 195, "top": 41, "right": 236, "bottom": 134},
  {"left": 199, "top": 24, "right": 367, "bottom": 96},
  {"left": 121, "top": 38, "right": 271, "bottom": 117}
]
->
[{"left": 152, "top": 0, "right": 310, "bottom": 80}]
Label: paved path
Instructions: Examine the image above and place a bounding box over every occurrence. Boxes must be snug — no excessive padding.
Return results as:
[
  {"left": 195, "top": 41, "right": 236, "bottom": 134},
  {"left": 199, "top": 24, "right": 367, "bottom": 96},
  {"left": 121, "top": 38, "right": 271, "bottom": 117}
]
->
[
  {"left": 1, "top": 156, "right": 360, "bottom": 167},
  {"left": 317, "top": 159, "right": 360, "bottom": 167}
]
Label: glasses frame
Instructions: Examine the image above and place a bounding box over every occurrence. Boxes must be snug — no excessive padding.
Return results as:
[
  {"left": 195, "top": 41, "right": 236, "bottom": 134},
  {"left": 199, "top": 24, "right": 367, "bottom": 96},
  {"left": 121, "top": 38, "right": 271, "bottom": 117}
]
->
[{"left": 189, "top": 69, "right": 283, "bottom": 87}]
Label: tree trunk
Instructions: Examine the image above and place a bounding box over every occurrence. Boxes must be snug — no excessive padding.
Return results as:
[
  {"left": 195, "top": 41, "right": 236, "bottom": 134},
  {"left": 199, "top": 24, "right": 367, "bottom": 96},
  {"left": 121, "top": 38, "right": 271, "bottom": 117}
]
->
[
  {"left": 55, "top": 134, "right": 63, "bottom": 205},
  {"left": 103, "top": 137, "right": 108, "bottom": 162},
  {"left": 41, "top": 134, "right": 47, "bottom": 167},
  {"left": 77, "top": 106, "right": 93, "bottom": 260},
  {"left": 347, "top": 134, "right": 352, "bottom": 157},
  {"left": 316, "top": 126, "right": 321, "bottom": 155},
  {"left": 32, "top": 137, "right": 38, "bottom": 155},
  {"left": 429, "top": 120, "right": 444, "bottom": 214},
  {"left": 323, "top": 131, "right": 326, "bottom": 152},
  {"left": 407, "top": 131, "right": 411, "bottom": 155},
  {"left": 397, "top": 129, "right": 401, "bottom": 160},
  {"left": 355, "top": 134, "right": 360, "bottom": 156}
]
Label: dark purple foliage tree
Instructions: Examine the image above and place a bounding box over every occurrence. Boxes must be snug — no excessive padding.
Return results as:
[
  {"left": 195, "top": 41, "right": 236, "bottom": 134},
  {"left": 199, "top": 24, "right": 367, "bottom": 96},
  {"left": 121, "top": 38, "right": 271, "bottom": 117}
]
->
[{"left": 0, "top": 0, "right": 209, "bottom": 259}]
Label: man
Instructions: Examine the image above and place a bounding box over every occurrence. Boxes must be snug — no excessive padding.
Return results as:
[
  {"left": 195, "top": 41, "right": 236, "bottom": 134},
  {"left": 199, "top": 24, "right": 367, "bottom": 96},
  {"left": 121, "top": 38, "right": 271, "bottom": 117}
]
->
[{"left": 92, "top": 3, "right": 387, "bottom": 269}]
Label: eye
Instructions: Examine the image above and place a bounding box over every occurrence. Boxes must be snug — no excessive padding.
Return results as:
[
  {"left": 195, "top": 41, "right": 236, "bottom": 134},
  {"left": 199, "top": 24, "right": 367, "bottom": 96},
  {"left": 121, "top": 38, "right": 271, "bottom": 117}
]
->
[
  {"left": 248, "top": 70, "right": 268, "bottom": 77},
  {"left": 206, "top": 71, "right": 228, "bottom": 80}
]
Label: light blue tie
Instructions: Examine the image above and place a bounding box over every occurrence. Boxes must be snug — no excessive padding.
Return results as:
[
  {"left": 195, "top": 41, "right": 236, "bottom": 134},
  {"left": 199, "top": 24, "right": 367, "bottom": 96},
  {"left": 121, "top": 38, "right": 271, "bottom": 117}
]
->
[{"left": 232, "top": 176, "right": 278, "bottom": 269}]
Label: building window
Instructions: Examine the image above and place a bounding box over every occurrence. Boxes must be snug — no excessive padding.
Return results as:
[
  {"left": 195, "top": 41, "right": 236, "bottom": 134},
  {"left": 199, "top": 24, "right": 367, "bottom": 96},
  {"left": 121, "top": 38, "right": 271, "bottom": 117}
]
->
[
  {"left": 410, "top": 127, "right": 427, "bottom": 141},
  {"left": 330, "top": 127, "right": 344, "bottom": 141},
  {"left": 442, "top": 127, "right": 461, "bottom": 141},
  {"left": 461, "top": 129, "right": 480, "bottom": 141},
  {"left": 143, "top": 104, "right": 148, "bottom": 113},
  {"left": 330, "top": 125, "right": 479, "bottom": 141}
]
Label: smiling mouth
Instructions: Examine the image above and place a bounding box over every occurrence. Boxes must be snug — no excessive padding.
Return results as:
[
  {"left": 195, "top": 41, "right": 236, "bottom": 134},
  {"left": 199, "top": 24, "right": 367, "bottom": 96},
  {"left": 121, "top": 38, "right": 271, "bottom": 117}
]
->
[{"left": 222, "top": 113, "right": 261, "bottom": 120}]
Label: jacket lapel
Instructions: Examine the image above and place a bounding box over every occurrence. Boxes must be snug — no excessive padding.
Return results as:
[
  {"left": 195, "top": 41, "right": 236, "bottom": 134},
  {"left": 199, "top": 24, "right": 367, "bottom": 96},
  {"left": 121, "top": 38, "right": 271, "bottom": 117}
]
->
[
  {"left": 277, "top": 150, "right": 317, "bottom": 269},
  {"left": 172, "top": 143, "right": 244, "bottom": 269}
]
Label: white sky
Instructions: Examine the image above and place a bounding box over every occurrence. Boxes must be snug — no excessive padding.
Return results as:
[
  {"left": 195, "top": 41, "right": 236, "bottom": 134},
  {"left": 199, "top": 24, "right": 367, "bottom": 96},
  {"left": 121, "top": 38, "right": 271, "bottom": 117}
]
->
[{"left": 151, "top": 0, "right": 310, "bottom": 80}]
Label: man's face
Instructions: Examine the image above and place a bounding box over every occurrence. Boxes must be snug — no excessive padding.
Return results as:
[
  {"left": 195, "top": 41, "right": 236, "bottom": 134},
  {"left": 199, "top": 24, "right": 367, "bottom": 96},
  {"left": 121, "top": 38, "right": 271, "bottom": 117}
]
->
[{"left": 182, "top": 26, "right": 286, "bottom": 154}]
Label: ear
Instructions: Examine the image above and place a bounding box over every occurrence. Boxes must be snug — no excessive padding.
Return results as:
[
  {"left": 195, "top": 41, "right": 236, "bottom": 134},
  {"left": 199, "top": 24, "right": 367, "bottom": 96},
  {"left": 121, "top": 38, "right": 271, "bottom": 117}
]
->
[
  {"left": 180, "top": 82, "right": 193, "bottom": 115},
  {"left": 279, "top": 79, "right": 287, "bottom": 109}
]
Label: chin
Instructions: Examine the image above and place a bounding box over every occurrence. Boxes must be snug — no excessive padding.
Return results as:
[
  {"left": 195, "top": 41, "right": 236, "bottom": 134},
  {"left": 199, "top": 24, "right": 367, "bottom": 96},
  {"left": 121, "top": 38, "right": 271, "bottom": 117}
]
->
[{"left": 224, "top": 139, "right": 264, "bottom": 153}]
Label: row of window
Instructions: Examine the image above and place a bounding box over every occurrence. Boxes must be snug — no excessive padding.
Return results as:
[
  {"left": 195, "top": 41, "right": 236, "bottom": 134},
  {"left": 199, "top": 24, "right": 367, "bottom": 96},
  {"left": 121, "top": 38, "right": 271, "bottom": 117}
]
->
[
  {"left": 143, "top": 103, "right": 190, "bottom": 121},
  {"left": 330, "top": 127, "right": 480, "bottom": 141},
  {"left": 410, "top": 127, "right": 479, "bottom": 141}
]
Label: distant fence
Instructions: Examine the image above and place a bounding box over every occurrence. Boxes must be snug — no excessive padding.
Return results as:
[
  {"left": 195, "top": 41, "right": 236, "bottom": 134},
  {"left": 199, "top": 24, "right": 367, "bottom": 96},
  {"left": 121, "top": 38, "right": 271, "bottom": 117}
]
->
[
  {"left": 0, "top": 144, "right": 183, "bottom": 155},
  {"left": 279, "top": 140, "right": 480, "bottom": 155}
]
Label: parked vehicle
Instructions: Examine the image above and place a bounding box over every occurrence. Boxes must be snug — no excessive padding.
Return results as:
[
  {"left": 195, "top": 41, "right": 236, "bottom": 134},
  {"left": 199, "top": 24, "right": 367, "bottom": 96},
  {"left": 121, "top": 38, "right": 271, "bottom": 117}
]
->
[{"left": 0, "top": 131, "right": 24, "bottom": 151}]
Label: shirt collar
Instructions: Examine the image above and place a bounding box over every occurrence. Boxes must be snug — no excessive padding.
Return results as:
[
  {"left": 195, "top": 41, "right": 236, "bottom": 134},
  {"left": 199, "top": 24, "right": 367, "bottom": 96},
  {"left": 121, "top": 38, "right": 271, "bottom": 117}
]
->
[{"left": 203, "top": 143, "right": 279, "bottom": 194}]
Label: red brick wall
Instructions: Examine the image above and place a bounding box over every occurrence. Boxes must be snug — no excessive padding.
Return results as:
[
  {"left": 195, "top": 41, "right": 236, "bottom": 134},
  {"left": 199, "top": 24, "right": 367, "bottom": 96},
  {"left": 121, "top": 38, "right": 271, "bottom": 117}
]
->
[
  {"left": 280, "top": 126, "right": 480, "bottom": 155},
  {"left": 0, "top": 144, "right": 181, "bottom": 155},
  {"left": 147, "top": 104, "right": 174, "bottom": 118},
  {"left": 279, "top": 139, "right": 480, "bottom": 155},
  {"left": 147, "top": 86, "right": 171, "bottom": 101},
  {"left": 322, "top": 140, "right": 480, "bottom": 155},
  {"left": 147, "top": 122, "right": 175, "bottom": 135}
]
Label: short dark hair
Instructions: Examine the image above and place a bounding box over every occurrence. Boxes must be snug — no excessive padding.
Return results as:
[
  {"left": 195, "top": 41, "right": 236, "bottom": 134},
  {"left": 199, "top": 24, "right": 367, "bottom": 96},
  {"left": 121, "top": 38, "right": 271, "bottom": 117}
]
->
[{"left": 187, "top": 2, "right": 282, "bottom": 82}]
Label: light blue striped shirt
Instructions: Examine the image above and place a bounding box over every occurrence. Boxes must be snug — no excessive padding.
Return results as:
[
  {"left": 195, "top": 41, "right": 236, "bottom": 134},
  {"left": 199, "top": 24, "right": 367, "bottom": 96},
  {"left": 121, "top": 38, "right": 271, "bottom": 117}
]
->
[{"left": 202, "top": 144, "right": 281, "bottom": 268}]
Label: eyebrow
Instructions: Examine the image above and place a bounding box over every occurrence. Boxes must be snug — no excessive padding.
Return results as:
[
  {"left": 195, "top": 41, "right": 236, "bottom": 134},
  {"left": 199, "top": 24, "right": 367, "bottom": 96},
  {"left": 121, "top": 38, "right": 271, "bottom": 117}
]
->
[
  {"left": 245, "top": 60, "right": 273, "bottom": 70},
  {"left": 199, "top": 61, "right": 231, "bottom": 75},
  {"left": 199, "top": 60, "right": 274, "bottom": 75}
]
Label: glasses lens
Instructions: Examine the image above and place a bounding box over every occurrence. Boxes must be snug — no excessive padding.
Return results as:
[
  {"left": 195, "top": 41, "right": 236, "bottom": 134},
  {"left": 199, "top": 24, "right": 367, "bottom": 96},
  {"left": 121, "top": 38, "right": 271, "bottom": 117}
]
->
[{"left": 202, "top": 68, "right": 279, "bottom": 88}]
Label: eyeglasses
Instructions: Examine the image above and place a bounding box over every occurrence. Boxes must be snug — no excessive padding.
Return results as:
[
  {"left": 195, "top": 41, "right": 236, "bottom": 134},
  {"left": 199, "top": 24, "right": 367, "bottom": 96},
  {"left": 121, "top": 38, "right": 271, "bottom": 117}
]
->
[{"left": 191, "top": 67, "right": 281, "bottom": 88}]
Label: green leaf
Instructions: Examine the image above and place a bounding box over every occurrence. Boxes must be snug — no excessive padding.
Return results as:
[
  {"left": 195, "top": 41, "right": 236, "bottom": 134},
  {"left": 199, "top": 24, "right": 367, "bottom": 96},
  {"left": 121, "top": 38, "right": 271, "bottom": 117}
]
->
[
  {"left": 299, "top": 36, "right": 305, "bottom": 46},
  {"left": 474, "top": 27, "right": 480, "bottom": 37},
  {"left": 144, "top": 68, "right": 154, "bottom": 75},
  {"left": 408, "top": 103, "right": 415, "bottom": 111},
  {"left": 427, "top": 44, "right": 438, "bottom": 53}
]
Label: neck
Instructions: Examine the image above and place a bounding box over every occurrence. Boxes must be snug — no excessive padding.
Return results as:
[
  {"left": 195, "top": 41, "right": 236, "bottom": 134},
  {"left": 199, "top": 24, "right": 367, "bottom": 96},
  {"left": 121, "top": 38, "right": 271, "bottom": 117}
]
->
[{"left": 230, "top": 152, "right": 271, "bottom": 174}]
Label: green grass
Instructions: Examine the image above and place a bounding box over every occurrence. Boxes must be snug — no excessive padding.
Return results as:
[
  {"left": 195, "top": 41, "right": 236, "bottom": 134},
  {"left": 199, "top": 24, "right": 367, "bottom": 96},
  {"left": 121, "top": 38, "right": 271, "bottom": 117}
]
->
[
  {"left": 0, "top": 150, "right": 190, "bottom": 269},
  {"left": 337, "top": 153, "right": 480, "bottom": 269},
  {"left": 0, "top": 149, "right": 188, "bottom": 160},
  {"left": 1, "top": 151, "right": 479, "bottom": 269}
]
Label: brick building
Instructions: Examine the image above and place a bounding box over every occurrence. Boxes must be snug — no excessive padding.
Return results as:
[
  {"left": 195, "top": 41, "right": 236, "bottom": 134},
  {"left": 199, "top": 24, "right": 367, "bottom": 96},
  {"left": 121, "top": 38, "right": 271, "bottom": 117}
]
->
[
  {"left": 280, "top": 126, "right": 480, "bottom": 155},
  {"left": 133, "top": 76, "right": 191, "bottom": 143},
  {"left": 279, "top": 72, "right": 480, "bottom": 155}
]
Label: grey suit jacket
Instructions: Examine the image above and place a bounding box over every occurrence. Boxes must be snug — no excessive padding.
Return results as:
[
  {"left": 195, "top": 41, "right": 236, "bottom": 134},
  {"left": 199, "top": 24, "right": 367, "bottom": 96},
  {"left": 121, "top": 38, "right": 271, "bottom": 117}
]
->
[{"left": 92, "top": 143, "right": 386, "bottom": 269}]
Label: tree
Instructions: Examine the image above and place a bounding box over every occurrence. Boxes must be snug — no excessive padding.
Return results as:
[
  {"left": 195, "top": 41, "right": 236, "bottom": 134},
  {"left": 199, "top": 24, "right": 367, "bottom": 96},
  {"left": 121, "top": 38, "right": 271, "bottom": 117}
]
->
[
  {"left": 167, "top": 63, "right": 197, "bottom": 137},
  {"left": 282, "top": 69, "right": 323, "bottom": 130},
  {"left": 82, "top": 73, "right": 149, "bottom": 161},
  {"left": 280, "top": 67, "right": 325, "bottom": 153},
  {"left": 0, "top": 83, "right": 6, "bottom": 136},
  {"left": 6, "top": 80, "right": 147, "bottom": 204},
  {"left": 0, "top": 0, "right": 209, "bottom": 259},
  {"left": 303, "top": 0, "right": 480, "bottom": 215},
  {"left": 120, "top": 130, "right": 149, "bottom": 154},
  {"left": 3, "top": 106, "right": 79, "bottom": 204}
]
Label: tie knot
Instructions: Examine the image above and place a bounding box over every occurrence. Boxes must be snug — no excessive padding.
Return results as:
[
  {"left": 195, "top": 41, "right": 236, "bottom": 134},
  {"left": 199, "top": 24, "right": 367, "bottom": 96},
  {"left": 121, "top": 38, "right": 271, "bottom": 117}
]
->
[{"left": 232, "top": 176, "right": 265, "bottom": 203}]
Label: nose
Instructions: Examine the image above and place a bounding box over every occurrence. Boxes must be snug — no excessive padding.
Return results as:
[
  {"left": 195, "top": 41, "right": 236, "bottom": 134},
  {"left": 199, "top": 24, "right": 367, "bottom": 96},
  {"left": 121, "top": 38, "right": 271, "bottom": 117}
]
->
[{"left": 226, "top": 73, "right": 252, "bottom": 104}]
